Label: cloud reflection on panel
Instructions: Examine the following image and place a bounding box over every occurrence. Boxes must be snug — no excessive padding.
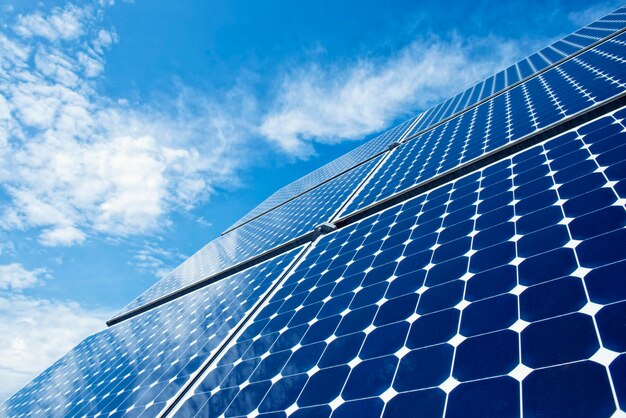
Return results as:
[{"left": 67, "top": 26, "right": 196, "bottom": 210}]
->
[{"left": 0, "top": 247, "right": 303, "bottom": 418}]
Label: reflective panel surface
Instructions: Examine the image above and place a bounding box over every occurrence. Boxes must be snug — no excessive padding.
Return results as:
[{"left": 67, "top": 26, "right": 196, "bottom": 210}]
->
[
  {"left": 225, "top": 117, "right": 417, "bottom": 232},
  {"left": 0, "top": 248, "right": 304, "bottom": 418},
  {"left": 175, "top": 108, "right": 626, "bottom": 418}
]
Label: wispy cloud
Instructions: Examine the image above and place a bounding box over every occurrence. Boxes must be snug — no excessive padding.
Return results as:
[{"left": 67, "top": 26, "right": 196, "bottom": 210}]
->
[
  {"left": 13, "top": 4, "right": 89, "bottom": 42},
  {"left": 0, "top": 263, "right": 48, "bottom": 291},
  {"left": 131, "top": 243, "right": 187, "bottom": 278},
  {"left": 259, "top": 35, "right": 538, "bottom": 157}
]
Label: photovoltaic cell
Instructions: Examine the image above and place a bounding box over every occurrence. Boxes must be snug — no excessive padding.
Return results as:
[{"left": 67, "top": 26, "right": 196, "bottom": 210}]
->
[
  {"left": 0, "top": 248, "right": 304, "bottom": 418},
  {"left": 407, "top": 7, "right": 626, "bottom": 135},
  {"left": 173, "top": 107, "right": 626, "bottom": 418},
  {"left": 113, "top": 156, "right": 382, "bottom": 320},
  {"left": 340, "top": 33, "right": 626, "bottom": 217},
  {"left": 223, "top": 117, "right": 418, "bottom": 233}
]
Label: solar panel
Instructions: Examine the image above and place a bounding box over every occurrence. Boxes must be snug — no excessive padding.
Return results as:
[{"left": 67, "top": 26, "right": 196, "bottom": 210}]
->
[
  {"left": 340, "top": 32, "right": 626, "bottom": 218},
  {"left": 171, "top": 106, "right": 626, "bottom": 418},
  {"left": 112, "top": 155, "right": 382, "bottom": 322},
  {"left": 4, "top": 7, "right": 626, "bottom": 418},
  {"left": 407, "top": 7, "right": 626, "bottom": 136},
  {"left": 223, "top": 116, "right": 418, "bottom": 233},
  {"left": 0, "top": 248, "right": 305, "bottom": 418}
]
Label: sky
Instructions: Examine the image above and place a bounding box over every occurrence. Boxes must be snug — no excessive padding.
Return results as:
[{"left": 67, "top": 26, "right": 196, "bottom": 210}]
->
[{"left": 0, "top": 0, "right": 622, "bottom": 402}]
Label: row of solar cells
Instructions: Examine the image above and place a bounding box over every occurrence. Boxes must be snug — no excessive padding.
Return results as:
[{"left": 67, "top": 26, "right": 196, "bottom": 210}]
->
[
  {"left": 222, "top": 7, "right": 626, "bottom": 235},
  {"left": 4, "top": 8, "right": 626, "bottom": 418},
  {"left": 339, "top": 31, "right": 626, "bottom": 217},
  {"left": 223, "top": 116, "right": 418, "bottom": 233},
  {"left": 115, "top": 28, "right": 626, "bottom": 322},
  {"left": 173, "top": 106, "right": 626, "bottom": 418},
  {"left": 4, "top": 93, "right": 626, "bottom": 418},
  {"left": 408, "top": 7, "right": 626, "bottom": 135},
  {"left": 112, "top": 156, "right": 382, "bottom": 320}
]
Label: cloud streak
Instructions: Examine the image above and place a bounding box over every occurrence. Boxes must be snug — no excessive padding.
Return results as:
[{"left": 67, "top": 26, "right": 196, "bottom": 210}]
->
[
  {"left": 0, "top": 263, "right": 48, "bottom": 291},
  {"left": 260, "top": 35, "right": 535, "bottom": 157}
]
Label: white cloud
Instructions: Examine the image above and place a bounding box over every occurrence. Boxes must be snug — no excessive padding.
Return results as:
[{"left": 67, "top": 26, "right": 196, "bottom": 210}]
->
[
  {"left": 0, "top": 294, "right": 109, "bottom": 402},
  {"left": 260, "top": 35, "right": 534, "bottom": 157},
  {"left": 0, "top": 4, "right": 245, "bottom": 247},
  {"left": 13, "top": 5, "right": 89, "bottom": 42},
  {"left": 0, "top": 263, "right": 47, "bottom": 291}
]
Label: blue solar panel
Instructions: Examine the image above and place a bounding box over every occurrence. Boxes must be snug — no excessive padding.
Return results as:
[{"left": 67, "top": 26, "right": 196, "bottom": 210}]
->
[
  {"left": 0, "top": 248, "right": 304, "bottom": 418},
  {"left": 408, "top": 7, "right": 626, "bottom": 135},
  {"left": 5, "top": 8, "right": 626, "bottom": 418},
  {"left": 224, "top": 117, "right": 418, "bottom": 233},
  {"left": 340, "top": 33, "right": 626, "bottom": 217},
  {"left": 171, "top": 107, "right": 626, "bottom": 418},
  {"left": 113, "top": 156, "right": 382, "bottom": 321}
]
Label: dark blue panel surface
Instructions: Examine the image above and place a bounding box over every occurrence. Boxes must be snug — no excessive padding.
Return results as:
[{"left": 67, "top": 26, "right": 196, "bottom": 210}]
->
[
  {"left": 0, "top": 248, "right": 304, "bottom": 418},
  {"left": 173, "top": 109, "right": 626, "bottom": 417}
]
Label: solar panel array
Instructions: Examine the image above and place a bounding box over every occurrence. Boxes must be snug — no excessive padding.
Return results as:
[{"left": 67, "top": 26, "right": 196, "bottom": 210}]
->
[
  {"left": 3, "top": 6, "right": 626, "bottom": 418},
  {"left": 171, "top": 108, "right": 626, "bottom": 418}
]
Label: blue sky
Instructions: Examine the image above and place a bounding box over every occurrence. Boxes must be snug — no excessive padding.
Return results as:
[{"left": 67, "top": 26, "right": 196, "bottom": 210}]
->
[{"left": 0, "top": 0, "right": 621, "bottom": 401}]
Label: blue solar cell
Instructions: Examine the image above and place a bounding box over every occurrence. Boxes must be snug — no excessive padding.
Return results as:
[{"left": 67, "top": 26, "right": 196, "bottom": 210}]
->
[
  {"left": 406, "top": 308, "right": 460, "bottom": 349},
  {"left": 446, "top": 377, "right": 520, "bottom": 418},
  {"left": 521, "top": 313, "right": 600, "bottom": 368},
  {"left": 459, "top": 294, "right": 518, "bottom": 336},
  {"left": 523, "top": 362, "right": 616, "bottom": 418},
  {"left": 394, "top": 344, "right": 453, "bottom": 391},
  {"left": 465, "top": 265, "right": 517, "bottom": 301},
  {"left": 342, "top": 355, "right": 397, "bottom": 399},
  {"left": 519, "top": 276, "right": 587, "bottom": 322},
  {"left": 453, "top": 330, "right": 519, "bottom": 381},
  {"left": 585, "top": 260, "right": 626, "bottom": 304},
  {"left": 298, "top": 365, "right": 349, "bottom": 407},
  {"left": 596, "top": 301, "right": 626, "bottom": 352}
]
